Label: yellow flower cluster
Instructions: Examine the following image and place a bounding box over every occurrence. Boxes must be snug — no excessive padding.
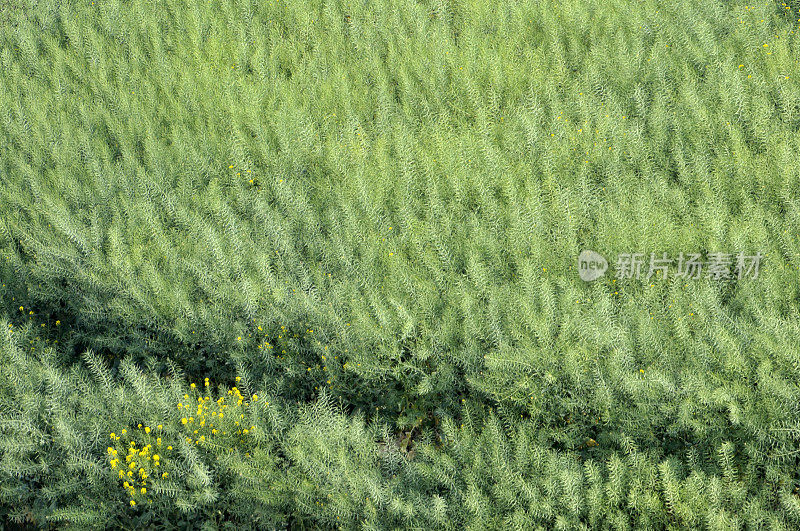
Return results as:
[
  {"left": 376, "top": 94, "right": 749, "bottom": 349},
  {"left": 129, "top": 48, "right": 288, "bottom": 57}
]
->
[
  {"left": 108, "top": 376, "right": 263, "bottom": 508},
  {"left": 178, "top": 378, "right": 261, "bottom": 447},
  {"left": 108, "top": 424, "right": 172, "bottom": 508}
]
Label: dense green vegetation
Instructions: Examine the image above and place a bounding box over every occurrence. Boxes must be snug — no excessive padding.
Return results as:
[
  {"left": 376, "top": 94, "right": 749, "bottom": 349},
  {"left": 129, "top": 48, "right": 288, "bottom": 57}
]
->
[{"left": 2, "top": 0, "right": 800, "bottom": 528}]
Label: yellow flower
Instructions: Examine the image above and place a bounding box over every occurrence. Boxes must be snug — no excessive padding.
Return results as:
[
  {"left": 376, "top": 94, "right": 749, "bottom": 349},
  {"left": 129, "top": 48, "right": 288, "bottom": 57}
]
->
[
  {"left": 157, "top": 425, "right": 162, "bottom": 430},
  {"left": 190, "top": 383, "right": 196, "bottom": 389},
  {"left": 236, "top": 377, "right": 241, "bottom": 382},
  {"left": 162, "top": 472, "right": 168, "bottom": 478},
  {"left": 141, "top": 488, "right": 146, "bottom": 494},
  {"left": 121, "top": 429, "right": 127, "bottom": 435},
  {"left": 167, "top": 446, "right": 173, "bottom": 450},
  {"left": 56, "top": 320, "right": 60, "bottom": 325},
  {"left": 130, "top": 500, "right": 136, "bottom": 507},
  {"left": 144, "top": 427, "right": 150, "bottom": 434},
  {"left": 138, "top": 424, "right": 142, "bottom": 429},
  {"left": 123, "top": 481, "right": 129, "bottom": 488},
  {"left": 181, "top": 418, "right": 188, "bottom": 425},
  {"left": 153, "top": 454, "right": 159, "bottom": 460},
  {"left": 252, "top": 394, "right": 258, "bottom": 401}
]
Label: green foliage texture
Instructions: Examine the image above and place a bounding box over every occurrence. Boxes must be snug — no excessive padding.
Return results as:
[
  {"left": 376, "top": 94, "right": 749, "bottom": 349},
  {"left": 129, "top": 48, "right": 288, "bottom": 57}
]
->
[{"left": 2, "top": 0, "right": 800, "bottom": 528}]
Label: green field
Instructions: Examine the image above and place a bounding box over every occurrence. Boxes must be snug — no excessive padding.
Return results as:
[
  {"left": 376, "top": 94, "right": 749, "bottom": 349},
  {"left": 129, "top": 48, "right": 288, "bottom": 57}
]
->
[{"left": 2, "top": 0, "right": 800, "bottom": 528}]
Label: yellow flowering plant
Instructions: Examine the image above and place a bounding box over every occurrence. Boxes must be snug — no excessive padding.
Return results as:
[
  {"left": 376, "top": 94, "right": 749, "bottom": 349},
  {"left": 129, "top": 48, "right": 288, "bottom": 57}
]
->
[
  {"left": 107, "top": 423, "right": 173, "bottom": 508},
  {"left": 178, "top": 379, "right": 261, "bottom": 455},
  {"left": 107, "top": 377, "right": 263, "bottom": 509}
]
